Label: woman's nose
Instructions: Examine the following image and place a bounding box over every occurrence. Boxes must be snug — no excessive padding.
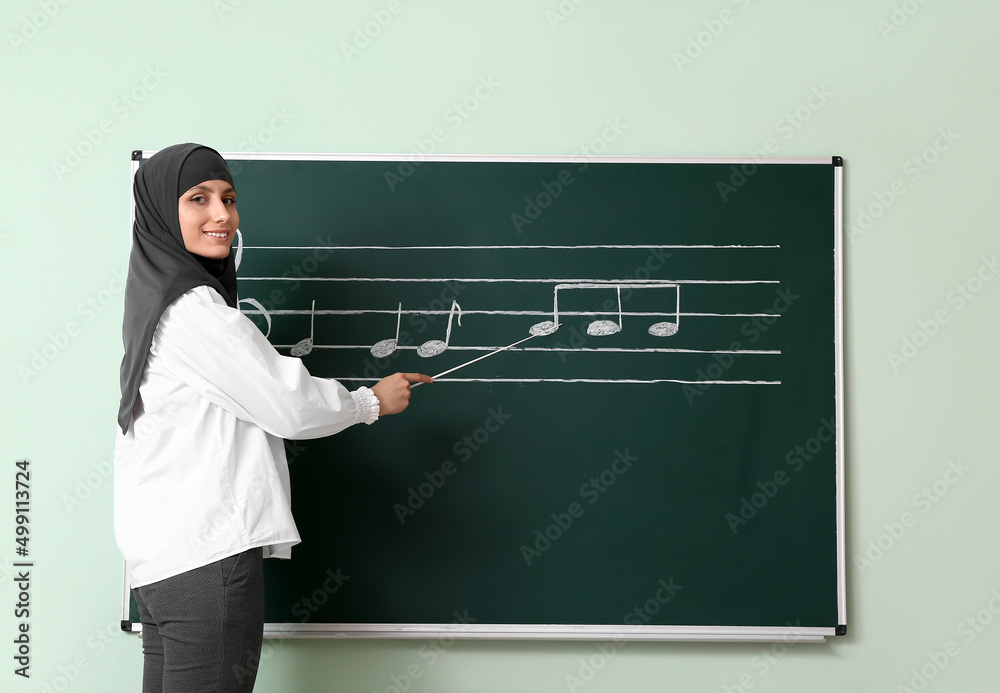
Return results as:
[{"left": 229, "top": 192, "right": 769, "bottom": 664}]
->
[{"left": 210, "top": 199, "right": 231, "bottom": 222}]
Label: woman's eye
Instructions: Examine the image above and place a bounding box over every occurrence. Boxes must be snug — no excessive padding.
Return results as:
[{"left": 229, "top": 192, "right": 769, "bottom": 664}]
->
[
  {"left": 224, "top": 197, "right": 237, "bottom": 205},
  {"left": 190, "top": 195, "right": 205, "bottom": 203}
]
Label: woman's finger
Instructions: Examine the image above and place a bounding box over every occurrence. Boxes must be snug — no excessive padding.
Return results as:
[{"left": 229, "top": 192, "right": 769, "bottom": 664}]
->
[{"left": 400, "top": 372, "right": 433, "bottom": 384}]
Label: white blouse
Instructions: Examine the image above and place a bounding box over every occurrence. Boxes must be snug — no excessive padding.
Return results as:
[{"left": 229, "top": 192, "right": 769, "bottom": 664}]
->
[{"left": 114, "top": 285, "right": 379, "bottom": 588}]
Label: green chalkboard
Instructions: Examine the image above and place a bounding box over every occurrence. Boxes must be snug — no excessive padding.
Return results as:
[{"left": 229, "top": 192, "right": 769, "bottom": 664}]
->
[{"left": 124, "top": 153, "right": 845, "bottom": 641}]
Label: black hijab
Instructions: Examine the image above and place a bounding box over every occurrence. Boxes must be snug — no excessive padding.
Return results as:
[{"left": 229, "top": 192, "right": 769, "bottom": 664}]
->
[{"left": 117, "top": 143, "right": 239, "bottom": 433}]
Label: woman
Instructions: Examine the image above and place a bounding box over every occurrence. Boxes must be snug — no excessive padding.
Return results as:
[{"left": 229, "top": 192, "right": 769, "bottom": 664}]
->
[{"left": 114, "top": 143, "right": 431, "bottom": 693}]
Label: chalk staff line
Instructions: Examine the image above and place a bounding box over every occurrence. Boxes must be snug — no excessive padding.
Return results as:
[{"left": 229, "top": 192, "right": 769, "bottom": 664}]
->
[
  {"left": 242, "top": 244, "right": 781, "bottom": 250},
  {"left": 239, "top": 277, "right": 779, "bottom": 285},
  {"left": 251, "top": 309, "right": 781, "bottom": 318},
  {"left": 277, "top": 344, "right": 780, "bottom": 356},
  {"left": 342, "top": 377, "right": 782, "bottom": 385}
]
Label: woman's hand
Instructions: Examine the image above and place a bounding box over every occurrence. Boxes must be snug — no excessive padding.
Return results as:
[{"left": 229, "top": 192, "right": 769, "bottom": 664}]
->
[{"left": 371, "top": 372, "right": 433, "bottom": 416}]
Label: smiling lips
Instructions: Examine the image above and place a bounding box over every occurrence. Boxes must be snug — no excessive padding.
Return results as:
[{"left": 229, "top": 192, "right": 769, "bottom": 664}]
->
[{"left": 203, "top": 230, "right": 230, "bottom": 239}]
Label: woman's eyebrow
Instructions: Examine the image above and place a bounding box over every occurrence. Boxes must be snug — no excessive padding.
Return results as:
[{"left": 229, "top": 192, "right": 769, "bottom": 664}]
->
[{"left": 186, "top": 184, "right": 236, "bottom": 194}]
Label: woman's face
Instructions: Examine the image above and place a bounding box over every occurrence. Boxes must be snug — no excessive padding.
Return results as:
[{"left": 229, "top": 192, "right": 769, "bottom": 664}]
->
[{"left": 177, "top": 179, "right": 239, "bottom": 259}]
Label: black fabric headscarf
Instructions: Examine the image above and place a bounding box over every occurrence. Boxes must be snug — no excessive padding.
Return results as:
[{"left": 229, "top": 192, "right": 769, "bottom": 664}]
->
[{"left": 117, "top": 143, "right": 238, "bottom": 433}]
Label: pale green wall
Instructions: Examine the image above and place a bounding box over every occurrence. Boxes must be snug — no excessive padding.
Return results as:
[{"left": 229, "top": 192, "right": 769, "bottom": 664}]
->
[{"left": 1, "top": 0, "right": 998, "bottom": 691}]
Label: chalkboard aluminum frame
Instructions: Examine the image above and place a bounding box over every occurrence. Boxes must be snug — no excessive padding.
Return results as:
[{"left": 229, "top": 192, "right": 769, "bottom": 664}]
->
[{"left": 121, "top": 151, "right": 846, "bottom": 642}]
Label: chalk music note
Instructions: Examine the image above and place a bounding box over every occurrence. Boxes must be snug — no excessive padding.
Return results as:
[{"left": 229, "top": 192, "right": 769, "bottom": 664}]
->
[
  {"left": 417, "top": 301, "right": 462, "bottom": 357},
  {"left": 370, "top": 302, "right": 403, "bottom": 358},
  {"left": 529, "top": 283, "right": 608, "bottom": 337},
  {"left": 647, "top": 285, "right": 680, "bottom": 336},
  {"left": 586, "top": 286, "right": 622, "bottom": 336},
  {"left": 290, "top": 300, "right": 316, "bottom": 356},
  {"left": 529, "top": 283, "right": 680, "bottom": 338}
]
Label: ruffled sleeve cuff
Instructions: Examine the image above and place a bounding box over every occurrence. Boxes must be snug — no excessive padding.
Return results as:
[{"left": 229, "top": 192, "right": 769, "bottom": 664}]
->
[{"left": 351, "top": 386, "right": 380, "bottom": 425}]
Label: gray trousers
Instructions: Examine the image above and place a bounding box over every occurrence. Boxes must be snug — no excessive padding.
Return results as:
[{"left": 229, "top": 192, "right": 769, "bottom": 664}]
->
[{"left": 132, "top": 547, "right": 265, "bottom": 693}]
